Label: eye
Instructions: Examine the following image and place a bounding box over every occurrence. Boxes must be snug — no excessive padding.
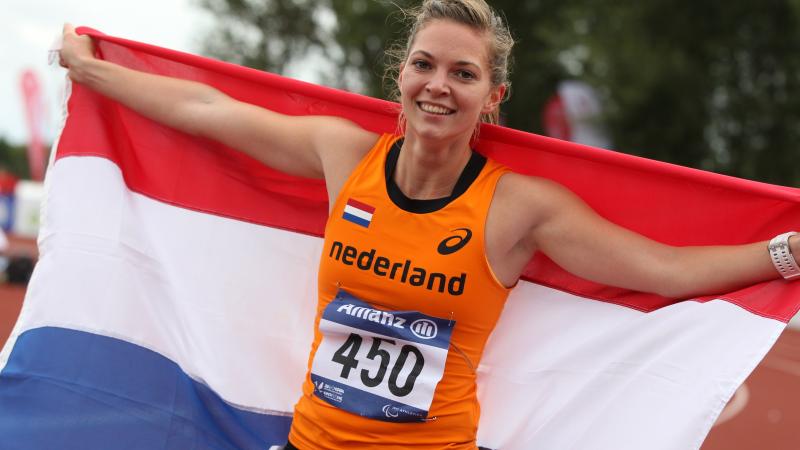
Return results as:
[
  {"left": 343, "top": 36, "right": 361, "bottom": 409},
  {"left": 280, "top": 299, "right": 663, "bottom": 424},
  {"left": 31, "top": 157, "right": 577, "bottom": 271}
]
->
[
  {"left": 412, "top": 59, "right": 431, "bottom": 70},
  {"left": 455, "top": 69, "right": 476, "bottom": 80}
]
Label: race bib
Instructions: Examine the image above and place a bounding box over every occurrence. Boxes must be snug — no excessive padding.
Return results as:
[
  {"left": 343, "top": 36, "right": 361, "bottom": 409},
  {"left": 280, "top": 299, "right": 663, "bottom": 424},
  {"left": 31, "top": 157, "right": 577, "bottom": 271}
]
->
[{"left": 310, "top": 290, "right": 455, "bottom": 422}]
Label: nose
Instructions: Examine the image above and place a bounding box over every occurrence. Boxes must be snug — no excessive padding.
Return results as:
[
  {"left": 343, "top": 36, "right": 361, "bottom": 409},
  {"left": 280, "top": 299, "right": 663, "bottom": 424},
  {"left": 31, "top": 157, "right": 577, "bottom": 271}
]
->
[{"left": 425, "top": 69, "right": 450, "bottom": 96}]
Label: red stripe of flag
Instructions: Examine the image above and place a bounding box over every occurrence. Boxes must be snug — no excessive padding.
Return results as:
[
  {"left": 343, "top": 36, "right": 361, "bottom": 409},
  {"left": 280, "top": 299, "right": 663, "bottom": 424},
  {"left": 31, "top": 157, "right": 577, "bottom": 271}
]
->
[
  {"left": 57, "top": 28, "right": 800, "bottom": 321},
  {"left": 346, "top": 198, "right": 375, "bottom": 214}
]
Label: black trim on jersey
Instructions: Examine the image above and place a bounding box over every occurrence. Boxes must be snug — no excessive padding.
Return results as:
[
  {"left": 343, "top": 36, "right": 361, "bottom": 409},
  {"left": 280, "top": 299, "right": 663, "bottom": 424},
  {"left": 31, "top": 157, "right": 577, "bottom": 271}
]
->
[{"left": 385, "top": 139, "right": 487, "bottom": 214}]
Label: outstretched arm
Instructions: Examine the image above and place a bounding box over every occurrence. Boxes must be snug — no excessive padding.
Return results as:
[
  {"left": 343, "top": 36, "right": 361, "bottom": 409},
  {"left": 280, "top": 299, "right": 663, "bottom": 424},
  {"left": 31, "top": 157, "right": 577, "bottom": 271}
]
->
[
  {"left": 58, "top": 24, "right": 377, "bottom": 189},
  {"left": 493, "top": 174, "right": 797, "bottom": 299}
]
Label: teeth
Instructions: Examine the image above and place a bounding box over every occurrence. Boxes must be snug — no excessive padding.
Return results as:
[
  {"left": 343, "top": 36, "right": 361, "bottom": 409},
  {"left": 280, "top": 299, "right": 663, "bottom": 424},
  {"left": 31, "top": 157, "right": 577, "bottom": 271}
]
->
[{"left": 419, "top": 102, "right": 453, "bottom": 115}]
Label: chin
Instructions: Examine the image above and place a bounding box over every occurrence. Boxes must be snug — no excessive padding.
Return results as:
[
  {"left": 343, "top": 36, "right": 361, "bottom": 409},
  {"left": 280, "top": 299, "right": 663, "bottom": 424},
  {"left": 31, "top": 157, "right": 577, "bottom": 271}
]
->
[
  {"left": 407, "top": 128, "right": 450, "bottom": 142},
  {"left": 407, "top": 124, "right": 471, "bottom": 143}
]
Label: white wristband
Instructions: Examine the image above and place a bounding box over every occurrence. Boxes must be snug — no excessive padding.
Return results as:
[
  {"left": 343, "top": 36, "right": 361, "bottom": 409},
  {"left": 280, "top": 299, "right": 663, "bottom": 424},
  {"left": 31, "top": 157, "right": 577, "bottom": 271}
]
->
[{"left": 769, "top": 232, "right": 800, "bottom": 280}]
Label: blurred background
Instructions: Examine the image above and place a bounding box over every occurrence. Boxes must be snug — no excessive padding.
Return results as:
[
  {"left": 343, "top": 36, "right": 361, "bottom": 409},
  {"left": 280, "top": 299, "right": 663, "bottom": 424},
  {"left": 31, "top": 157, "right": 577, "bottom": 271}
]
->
[
  {"left": 4, "top": 0, "right": 800, "bottom": 186},
  {"left": 2, "top": 0, "right": 799, "bottom": 449}
]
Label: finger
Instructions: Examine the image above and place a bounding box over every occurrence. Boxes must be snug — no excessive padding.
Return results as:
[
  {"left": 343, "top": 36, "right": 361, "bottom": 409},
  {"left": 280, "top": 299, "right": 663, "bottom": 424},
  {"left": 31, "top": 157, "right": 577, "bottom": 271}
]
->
[{"left": 63, "top": 23, "right": 75, "bottom": 35}]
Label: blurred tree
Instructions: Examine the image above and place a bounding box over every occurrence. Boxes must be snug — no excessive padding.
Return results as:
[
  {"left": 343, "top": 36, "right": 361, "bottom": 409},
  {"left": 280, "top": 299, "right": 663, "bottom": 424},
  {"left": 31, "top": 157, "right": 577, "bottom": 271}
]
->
[
  {"left": 326, "top": 0, "right": 572, "bottom": 133},
  {"left": 197, "top": 0, "right": 326, "bottom": 72},
  {"left": 551, "top": 0, "right": 800, "bottom": 185},
  {"left": 197, "top": 0, "right": 800, "bottom": 185},
  {"left": 0, "top": 137, "right": 31, "bottom": 179},
  {"left": 324, "top": 0, "right": 413, "bottom": 94},
  {"left": 197, "top": 0, "right": 569, "bottom": 119}
]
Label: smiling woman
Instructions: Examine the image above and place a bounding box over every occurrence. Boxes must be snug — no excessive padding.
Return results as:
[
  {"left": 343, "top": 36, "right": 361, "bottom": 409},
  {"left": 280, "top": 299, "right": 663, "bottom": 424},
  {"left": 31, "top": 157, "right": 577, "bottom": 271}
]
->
[
  {"left": 55, "top": 0, "right": 800, "bottom": 449},
  {"left": 385, "top": 0, "right": 513, "bottom": 120},
  {"left": 397, "top": 20, "right": 504, "bottom": 149}
]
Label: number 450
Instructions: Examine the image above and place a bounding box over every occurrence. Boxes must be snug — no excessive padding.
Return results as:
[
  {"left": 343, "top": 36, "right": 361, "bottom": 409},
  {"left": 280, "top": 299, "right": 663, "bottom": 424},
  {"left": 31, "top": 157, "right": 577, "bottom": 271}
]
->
[{"left": 332, "top": 333, "right": 424, "bottom": 397}]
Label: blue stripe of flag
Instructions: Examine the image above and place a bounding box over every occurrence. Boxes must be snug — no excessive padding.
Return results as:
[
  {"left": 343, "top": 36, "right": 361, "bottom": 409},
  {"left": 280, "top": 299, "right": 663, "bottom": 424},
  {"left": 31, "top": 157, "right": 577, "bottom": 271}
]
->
[
  {"left": 0, "top": 327, "right": 292, "bottom": 450},
  {"left": 342, "top": 211, "right": 370, "bottom": 228}
]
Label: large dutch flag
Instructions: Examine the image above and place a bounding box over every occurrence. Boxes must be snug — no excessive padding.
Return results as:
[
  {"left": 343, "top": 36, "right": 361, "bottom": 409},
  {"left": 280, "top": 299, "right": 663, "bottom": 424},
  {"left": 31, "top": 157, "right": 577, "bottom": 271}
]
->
[{"left": 0, "top": 28, "right": 798, "bottom": 450}]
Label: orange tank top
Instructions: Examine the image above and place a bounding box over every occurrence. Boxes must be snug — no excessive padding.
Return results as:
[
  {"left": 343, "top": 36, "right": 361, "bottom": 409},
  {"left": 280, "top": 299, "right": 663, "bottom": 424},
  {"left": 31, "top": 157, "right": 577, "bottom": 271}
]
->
[{"left": 289, "top": 134, "right": 511, "bottom": 449}]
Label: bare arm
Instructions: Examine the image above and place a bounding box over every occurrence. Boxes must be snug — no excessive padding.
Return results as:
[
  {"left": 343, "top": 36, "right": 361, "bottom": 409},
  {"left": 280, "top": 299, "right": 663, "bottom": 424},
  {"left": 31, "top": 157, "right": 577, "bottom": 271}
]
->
[
  {"left": 59, "top": 24, "right": 376, "bottom": 186},
  {"left": 491, "top": 174, "right": 795, "bottom": 298}
]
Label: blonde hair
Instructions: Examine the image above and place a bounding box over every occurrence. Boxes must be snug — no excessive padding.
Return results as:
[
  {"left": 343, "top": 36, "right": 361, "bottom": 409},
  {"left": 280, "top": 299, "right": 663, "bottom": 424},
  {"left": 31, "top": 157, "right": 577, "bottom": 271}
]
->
[{"left": 386, "top": 0, "right": 515, "bottom": 126}]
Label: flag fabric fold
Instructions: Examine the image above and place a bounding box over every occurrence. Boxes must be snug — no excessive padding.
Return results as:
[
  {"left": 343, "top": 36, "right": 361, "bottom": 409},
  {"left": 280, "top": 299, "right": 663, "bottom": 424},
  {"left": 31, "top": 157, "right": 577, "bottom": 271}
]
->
[{"left": 0, "top": 28, "right": 798, "bottom": 450}]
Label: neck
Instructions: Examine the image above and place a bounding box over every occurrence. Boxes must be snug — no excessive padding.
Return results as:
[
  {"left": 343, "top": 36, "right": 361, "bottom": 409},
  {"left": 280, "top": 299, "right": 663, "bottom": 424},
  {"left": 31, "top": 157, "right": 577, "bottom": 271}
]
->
[{"left": 394, "top": 133, "right": 473, "bottom": 199}]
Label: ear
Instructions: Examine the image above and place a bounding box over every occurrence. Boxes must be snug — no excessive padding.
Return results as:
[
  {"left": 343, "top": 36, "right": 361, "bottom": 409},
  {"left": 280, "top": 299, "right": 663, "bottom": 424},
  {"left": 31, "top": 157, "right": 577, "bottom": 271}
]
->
[
  {"left": 482, "top": 84, "right": 507, "bottom": 115},
  {"left": 397, "top": 64, "right": 405, "bottom": 89}
]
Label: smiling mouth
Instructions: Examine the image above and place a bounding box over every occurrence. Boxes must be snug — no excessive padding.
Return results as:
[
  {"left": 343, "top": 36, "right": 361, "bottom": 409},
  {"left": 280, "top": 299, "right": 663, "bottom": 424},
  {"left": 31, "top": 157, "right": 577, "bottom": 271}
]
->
[{"left": 417, "top": 102, "right": 455, "bottom": 115}]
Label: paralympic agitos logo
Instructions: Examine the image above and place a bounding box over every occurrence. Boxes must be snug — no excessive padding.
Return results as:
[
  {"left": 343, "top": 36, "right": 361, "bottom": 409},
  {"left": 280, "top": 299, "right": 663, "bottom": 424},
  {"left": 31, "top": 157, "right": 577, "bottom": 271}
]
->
[{"left": 437, "top": 228, "right": 472, "bottom": 255}]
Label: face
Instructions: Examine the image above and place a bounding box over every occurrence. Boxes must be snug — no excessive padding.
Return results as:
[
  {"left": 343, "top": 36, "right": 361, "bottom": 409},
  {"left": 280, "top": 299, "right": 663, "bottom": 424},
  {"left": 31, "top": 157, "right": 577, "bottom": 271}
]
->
[{"left": 399, "top": 19, "right": 505, "bottom": 143}]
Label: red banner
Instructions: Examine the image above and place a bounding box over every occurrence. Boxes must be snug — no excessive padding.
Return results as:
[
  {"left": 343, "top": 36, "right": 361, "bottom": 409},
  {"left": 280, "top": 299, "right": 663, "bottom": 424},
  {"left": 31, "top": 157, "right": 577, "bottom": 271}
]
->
[{"left": 20, "top": 69, "right": 46, "bottom": 181}]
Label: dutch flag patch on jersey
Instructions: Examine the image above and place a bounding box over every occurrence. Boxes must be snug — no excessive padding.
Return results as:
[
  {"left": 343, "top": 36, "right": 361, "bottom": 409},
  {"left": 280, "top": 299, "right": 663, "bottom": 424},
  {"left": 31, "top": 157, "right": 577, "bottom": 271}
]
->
[{"left": 342, "top": 199, "right": 375, "bottom": 228}]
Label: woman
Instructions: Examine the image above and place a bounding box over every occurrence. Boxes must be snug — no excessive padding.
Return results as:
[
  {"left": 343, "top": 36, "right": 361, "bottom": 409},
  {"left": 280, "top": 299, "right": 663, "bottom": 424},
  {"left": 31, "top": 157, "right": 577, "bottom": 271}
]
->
[{"left": 59, "top": 0, "right": 798, "bottom": 448}]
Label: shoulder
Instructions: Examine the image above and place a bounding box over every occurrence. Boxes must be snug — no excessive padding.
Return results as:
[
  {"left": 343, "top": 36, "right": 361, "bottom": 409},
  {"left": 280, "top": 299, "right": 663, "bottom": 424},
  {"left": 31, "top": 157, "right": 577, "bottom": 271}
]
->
[
  {"left": 312, "top": 117, "right": 380, "bottom": 173},
  {"left": 487, "top": 172, "right": 566, "bottom": 241},
  {"left": 490, "top": 171, "right": 589, "bottom": 244},
  {"left": 494, "top": 172, "right": 580, "bottom": 214},
  {"left": 310, "top": 117, "right": 383, "bottom": 203},
  {"left": 485, "top": 171, "right": 591, "bottom": 282},
  {"left": 313, "top": 117, "right": 380, "bottom": 158},
  {"left": 484, "top": 172, "right": 572, "bottom": 284}
]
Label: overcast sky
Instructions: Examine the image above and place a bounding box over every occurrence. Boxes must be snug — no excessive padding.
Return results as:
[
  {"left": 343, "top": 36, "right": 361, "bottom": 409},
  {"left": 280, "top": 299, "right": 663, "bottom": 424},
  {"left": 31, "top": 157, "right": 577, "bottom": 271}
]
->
[{"left": 3, "top": 0, "right": 212, "bottom": 144}]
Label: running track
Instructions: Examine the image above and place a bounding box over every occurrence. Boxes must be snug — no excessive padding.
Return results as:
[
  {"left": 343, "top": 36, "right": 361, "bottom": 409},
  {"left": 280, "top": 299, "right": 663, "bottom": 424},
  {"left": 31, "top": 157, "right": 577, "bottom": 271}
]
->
[{"left": 0, "top": 235, "right": 797, "bottom": 449}]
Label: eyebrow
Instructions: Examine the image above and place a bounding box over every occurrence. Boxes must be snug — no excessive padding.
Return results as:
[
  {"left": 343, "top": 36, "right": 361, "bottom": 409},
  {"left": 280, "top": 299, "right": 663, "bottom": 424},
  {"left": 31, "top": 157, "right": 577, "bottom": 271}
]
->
[{"left": 411, "top": 50, "right": 482, "bottom": 71}]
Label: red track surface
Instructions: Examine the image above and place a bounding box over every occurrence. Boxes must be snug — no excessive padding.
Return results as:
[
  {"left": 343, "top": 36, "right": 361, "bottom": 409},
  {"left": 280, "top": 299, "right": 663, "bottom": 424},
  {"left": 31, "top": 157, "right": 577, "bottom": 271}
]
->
[{"left": 0, "top": 235, "right": 796, "bottom": 449}]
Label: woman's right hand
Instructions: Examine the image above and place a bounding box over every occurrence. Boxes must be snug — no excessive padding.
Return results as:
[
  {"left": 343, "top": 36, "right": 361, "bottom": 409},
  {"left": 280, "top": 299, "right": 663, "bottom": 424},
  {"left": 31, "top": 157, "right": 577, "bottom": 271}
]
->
[
  {"left": 59, "top": 23, "right": 96, "bottom": 82},
  {"left": 51, "top": 23, "right": 377, "bottom": 202}
]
